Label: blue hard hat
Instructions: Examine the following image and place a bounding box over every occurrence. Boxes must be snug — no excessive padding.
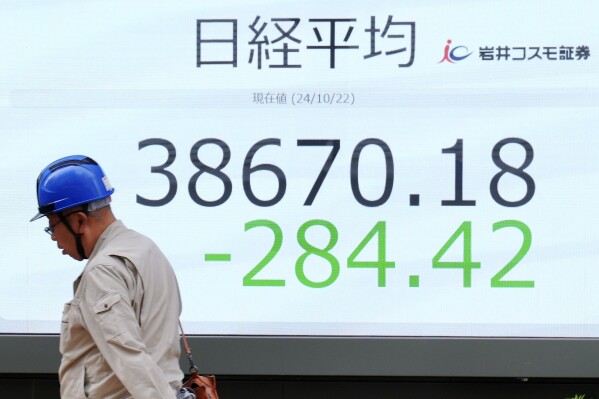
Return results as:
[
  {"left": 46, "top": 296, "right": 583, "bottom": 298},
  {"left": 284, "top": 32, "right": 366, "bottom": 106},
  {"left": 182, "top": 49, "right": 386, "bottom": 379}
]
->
[{"left": 30, "top": 155, "right": 115, "bottom": 222}]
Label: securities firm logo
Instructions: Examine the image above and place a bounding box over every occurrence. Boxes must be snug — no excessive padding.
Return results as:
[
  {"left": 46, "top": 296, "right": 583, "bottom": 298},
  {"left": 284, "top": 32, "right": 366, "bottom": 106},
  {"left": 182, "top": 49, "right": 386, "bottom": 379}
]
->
[
  {"left": 438, "top": 38, "right": 591, "bottom": 64},
  {"left": 438, "top": 39, "right": 472, "bottom": 63}
]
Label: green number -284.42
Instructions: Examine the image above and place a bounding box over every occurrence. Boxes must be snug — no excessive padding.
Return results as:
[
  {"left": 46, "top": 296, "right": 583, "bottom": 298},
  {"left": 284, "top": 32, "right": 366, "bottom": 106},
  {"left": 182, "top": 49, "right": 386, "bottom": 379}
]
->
[{"left": 243, "top": 219, "right": 532, "bottom": 288}]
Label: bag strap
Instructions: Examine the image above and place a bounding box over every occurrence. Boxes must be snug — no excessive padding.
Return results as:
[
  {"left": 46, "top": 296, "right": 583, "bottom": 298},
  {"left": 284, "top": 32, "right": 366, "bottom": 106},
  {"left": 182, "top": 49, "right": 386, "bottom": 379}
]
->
[{"left": 179, "top": 320, "right": 199, "bottom": 373}]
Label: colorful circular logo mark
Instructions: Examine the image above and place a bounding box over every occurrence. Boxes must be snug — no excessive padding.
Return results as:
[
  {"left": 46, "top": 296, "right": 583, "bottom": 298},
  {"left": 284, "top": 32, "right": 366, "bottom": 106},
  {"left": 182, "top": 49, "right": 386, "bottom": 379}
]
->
[{"left": 438, "top": 39, "right": 473, "bottom": 63}]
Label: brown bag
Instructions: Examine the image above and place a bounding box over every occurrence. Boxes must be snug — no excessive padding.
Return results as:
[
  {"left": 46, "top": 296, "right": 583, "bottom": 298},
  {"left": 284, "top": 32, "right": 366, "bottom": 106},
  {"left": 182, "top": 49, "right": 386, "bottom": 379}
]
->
[
  {"left": 179, "top": 321, "right": 220, "bottom": 399},
  {"left": 182, "top": 372, "right": 219, "bottom": 399}
]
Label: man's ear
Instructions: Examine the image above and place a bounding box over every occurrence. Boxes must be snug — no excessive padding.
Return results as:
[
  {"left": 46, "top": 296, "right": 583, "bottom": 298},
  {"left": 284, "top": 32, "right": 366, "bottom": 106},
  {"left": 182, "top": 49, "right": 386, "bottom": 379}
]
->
[{"left": 75, "top": 211, "right": 88, "bottom": 234}]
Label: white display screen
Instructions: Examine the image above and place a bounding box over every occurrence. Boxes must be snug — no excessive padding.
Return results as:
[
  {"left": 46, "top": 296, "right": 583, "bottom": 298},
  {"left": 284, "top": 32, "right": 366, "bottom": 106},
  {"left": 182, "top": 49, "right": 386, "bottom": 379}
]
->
[{"left": 1, "top": 0, "right": 598, "bottom": 338}]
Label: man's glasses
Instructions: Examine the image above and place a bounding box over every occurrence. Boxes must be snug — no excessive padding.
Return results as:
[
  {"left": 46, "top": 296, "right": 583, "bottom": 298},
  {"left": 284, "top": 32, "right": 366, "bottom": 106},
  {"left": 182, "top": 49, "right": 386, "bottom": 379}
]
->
[{"left": 44, "top": 211, "right": 81, "bottom": 235}]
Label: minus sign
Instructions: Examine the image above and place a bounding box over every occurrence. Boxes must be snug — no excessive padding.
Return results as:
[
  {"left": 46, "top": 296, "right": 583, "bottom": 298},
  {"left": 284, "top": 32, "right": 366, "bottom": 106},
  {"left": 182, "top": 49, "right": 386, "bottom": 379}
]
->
[{"left": 205, "top": 254, "right": 231, "bottom": 262}]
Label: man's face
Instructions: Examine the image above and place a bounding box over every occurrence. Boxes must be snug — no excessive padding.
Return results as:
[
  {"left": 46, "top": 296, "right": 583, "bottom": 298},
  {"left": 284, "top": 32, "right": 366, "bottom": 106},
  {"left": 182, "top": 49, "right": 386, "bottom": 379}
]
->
[{"left": 46, "top": 211, "right": 84, "bottom": 261}]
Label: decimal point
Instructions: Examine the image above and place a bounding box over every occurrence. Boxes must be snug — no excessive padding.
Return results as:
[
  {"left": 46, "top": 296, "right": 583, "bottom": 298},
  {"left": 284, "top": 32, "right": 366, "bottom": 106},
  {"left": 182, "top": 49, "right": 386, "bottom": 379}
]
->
[
  {"left": 409, "top": 275, "right": 420, "bottom": 288},
  {"left": 409, "top": 194, "right": 420, "bottom": 206}
]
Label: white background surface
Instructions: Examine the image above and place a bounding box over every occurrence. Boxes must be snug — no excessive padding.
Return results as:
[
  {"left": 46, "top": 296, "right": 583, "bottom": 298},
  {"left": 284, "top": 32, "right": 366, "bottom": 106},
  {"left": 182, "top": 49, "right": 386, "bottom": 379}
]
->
[{"left": 0, "top": 0, "right": 597, "bottom": 336}]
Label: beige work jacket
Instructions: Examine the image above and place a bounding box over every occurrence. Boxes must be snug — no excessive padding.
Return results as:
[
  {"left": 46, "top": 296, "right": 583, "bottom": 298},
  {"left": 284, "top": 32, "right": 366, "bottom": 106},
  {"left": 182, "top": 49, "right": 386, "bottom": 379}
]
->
[{"left": 59, "top": 220, "right": 183, "bottom": 398}]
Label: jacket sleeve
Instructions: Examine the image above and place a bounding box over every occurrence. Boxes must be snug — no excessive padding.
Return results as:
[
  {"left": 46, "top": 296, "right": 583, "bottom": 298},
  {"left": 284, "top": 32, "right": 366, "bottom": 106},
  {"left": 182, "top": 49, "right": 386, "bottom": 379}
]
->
[{"left": 79, "top": 263, "right": 176, "bottom": 399}]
